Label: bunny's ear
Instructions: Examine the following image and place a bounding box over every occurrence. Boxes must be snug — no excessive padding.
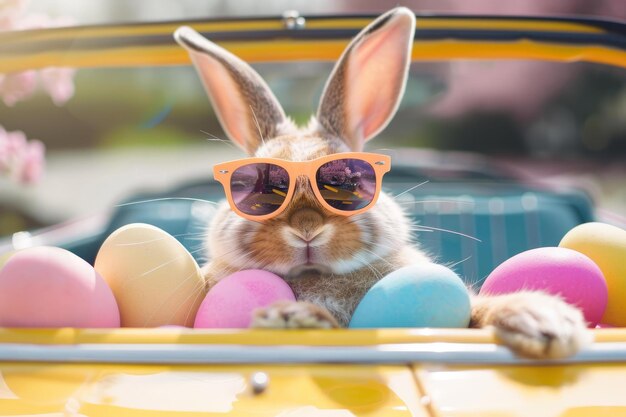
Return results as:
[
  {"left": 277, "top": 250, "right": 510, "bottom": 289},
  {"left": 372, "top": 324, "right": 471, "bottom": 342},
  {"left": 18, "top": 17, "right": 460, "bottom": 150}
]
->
[
  {"left": 316, "top": 8, "right": 415, "bottom": 151},
  {"left": 174, "top": 27, "right": 287, "bottom": 155}
]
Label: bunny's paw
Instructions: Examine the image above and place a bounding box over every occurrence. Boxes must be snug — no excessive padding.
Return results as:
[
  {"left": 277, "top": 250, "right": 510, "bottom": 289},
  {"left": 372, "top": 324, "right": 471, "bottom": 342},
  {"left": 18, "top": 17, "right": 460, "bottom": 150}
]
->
[
  {"left": 251, "top": 301, "right": 340, "bottom": 329},
  {"left": 486, "top": 292, "right": 591, "bottom": 359}
]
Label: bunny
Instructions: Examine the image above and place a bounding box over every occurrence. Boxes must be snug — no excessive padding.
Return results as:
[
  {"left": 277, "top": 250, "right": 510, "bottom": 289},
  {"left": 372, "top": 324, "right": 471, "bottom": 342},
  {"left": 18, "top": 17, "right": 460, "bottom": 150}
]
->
[{"left": 174, "top": 7, "right": 589, "bottom": 359}]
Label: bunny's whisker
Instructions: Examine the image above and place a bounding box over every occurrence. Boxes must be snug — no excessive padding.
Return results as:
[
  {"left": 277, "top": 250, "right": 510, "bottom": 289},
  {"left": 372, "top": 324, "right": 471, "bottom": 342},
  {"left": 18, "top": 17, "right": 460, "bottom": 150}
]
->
[
  {"left": 249, "top": 105, "right": 266, "bottom": 146},
  {"left": 200, "top": 129, "right": 227, "bottom": 141},
  {"left": 183, "top": 236, "right": 211, "bottom": 243},
  {"left": 114, "top": 232, "right": 206, "bottom": 247},
  {"left": 447, "top": 255, "right": 473, "bottom": 269},
  {"left": 182, "top": 279, "right": 213, "bottom": 326},
  {"left": 116, "top": 197, "right": 219, "bottom": 208},
  {"left": 201, "top": 130, "right": 238, "bottom": 149},
  {"left": 359, "top": 246, "right": 396, "bottom": 269},
  {"left": 410, "top": 225, "right": 482, "bottom": 242},
  {"left": 408, "top": 228, "right": 434, "bottom": 233},
  {"left": 142, "top": 268, "right": 202, "bottom": 327},
  {"left": 393, "top": 180, "right": 430, "bottom": 199},
  {"left": 204, "top": 138, "right": 238, "bottom": 150},
  {"left": 119, "top": 247, "right": 207, "bottom": 289},
  {"left": 160, "top": 277, "right": 207, "bottom": 327},
  {"left": 361, "top": 239, "right": 399, "bottom": 253},
  {"left": 354, "top": 254, "right": 384, "bottom": 280},
  {"left": 397, "top": 199, "right": 475, "bottom": 206},
  {"left": 137, "top": 253, "right": 189, "bottom": 278}
]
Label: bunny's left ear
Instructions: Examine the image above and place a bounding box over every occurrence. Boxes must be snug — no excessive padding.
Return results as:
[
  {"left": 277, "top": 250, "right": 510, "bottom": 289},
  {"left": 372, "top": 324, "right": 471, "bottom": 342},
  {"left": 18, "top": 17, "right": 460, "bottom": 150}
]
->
[
  {"left": 316, "top": 8, "right": 416, "bottom": 151},
  {"left": 174, "top": 26, "right": 287, "bottom": 155}
]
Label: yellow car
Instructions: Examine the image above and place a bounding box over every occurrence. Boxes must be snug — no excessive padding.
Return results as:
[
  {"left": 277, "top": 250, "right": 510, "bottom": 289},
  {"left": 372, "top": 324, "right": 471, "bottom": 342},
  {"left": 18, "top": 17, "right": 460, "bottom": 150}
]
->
[{"left": 1, "top": 10, "right": 626, "bottom": 417}]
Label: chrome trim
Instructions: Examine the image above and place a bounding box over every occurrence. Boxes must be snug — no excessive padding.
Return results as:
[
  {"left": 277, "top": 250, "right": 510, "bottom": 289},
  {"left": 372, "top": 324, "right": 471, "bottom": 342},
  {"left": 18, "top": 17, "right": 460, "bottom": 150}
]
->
[
  {"left": 282, "top": 11, "right": 306, "bottom": 30},
  {"left": 250, "top": 371, "right": 269, "bottom": 394},
  {"left": 0, "top": 342, "right": 625, "bottom": 365}
]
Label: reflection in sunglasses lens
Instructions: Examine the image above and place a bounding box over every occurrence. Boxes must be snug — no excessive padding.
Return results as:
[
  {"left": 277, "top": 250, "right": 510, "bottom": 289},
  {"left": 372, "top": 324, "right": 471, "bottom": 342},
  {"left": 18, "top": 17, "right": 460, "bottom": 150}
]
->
[
  {"left": 316, "top": 159, "right": 376, "bottom": 211},
  {"left": 231, "top": 163, "right": 289, "bottom": 215}
]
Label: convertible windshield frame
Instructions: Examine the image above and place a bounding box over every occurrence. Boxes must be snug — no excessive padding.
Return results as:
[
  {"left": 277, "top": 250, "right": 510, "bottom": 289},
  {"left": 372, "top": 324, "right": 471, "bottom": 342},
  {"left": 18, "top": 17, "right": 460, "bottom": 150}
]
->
[{"left": 0, "top": 13, "right": 625, "bottom": 72}]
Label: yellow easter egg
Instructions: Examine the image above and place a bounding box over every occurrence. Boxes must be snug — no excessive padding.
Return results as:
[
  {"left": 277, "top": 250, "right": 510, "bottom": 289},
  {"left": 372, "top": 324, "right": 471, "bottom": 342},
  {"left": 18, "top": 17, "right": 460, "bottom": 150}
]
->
[
  {"left": 560, "top": 222, "right": 626, "bottom": 326},
  {"left": 95, "top": 224, "right": 206, "bottom": 327}
]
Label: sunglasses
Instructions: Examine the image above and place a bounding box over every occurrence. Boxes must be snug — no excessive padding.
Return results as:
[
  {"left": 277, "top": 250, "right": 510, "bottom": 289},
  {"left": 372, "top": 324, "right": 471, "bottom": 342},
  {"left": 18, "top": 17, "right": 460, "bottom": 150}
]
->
[{"left": 213, "top": 152, "right": 391, "bottom": 221}]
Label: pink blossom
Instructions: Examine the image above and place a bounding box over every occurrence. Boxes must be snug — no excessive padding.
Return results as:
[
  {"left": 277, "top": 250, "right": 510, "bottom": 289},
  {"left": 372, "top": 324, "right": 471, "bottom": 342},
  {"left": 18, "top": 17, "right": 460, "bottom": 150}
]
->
[
  {"left": 0, "top": 126, "right": 45, "bottom": 185},
  {"left": 39, "top": 67, "right": 76, "bottom": 106},
  {"left": 0, "top": 128, "right": 27, "bottom": 168},
  {"left": 15, "top": 12, "right": 53, "bottom": 30},
  {"left": 18, "top": 138, "right": 45, "bottom": 183},
  {"left": 0, "top": 70, "right": 38, "bottom": 106},
  {"left": 0, "top": 127, "right": 9, "bottom": 170},
  {"left": 16, "top": 12, "right": 73, "bottom": 30},
  {"left": 0, "top": 3, "right": 76, "bottom": 106},
  {"left": 0, "top": 0, "right": 26, "bottom": 21},
  {"left": 0, "top": 14, "right": 13, "bottom": 30},
  {"left": 0, "top": 0, "right": 25, "bottom": 31}
]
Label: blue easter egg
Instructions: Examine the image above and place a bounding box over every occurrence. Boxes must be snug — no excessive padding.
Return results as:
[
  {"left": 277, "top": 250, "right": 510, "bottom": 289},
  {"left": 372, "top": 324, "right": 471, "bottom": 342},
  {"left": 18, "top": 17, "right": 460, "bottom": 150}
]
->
[{"left": 349, "top": 263, "right": 471, "bottom": 328}]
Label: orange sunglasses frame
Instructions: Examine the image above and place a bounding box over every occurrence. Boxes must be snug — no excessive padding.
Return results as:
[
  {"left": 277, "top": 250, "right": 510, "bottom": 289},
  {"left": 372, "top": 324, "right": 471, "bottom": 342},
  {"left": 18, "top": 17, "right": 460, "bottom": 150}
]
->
[{"left": 213, "top": 152, "right": 391, "bottom": 221}]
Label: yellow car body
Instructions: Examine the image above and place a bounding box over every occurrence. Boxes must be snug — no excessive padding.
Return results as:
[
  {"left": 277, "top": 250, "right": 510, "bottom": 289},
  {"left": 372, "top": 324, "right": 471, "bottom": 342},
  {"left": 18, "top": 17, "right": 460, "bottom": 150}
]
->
[{"left": 2, "top": 328, "right": 626, "bottom": 416}]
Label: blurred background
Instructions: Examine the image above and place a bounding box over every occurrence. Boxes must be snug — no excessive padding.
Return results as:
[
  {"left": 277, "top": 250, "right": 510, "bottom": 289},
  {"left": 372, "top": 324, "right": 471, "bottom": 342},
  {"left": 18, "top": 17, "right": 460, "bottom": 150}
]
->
[{"left": 1, "top": 0, "right": 625, "bottom": 238}]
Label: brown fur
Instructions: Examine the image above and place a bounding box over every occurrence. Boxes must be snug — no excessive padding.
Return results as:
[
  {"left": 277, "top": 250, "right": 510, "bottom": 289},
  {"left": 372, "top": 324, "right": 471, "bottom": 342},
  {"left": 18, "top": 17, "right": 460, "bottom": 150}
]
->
[
  {"left": 252, "top": 300, "right": 340, "bottom": 329},
  {"left": 202, "top": 131, "right": 414, "bottom": 325},
  {"left": 317, "top": 57, "right": 347, "bottom": 141},
  {"left": 470, "top": 292, "right": 590, "bottom": 359},
  {"left": 178, "top": 8, "right": 589, "bottom": 359}
]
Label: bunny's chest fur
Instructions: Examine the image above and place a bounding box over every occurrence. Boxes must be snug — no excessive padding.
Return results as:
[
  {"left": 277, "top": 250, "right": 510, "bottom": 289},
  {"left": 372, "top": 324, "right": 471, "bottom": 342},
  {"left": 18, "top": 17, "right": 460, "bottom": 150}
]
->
[
  {"left": 286, "top": 261, "right": 398, "bottom": 327},
  {"left": 285, "top": 246, "right": 431, "bottom": 326}
]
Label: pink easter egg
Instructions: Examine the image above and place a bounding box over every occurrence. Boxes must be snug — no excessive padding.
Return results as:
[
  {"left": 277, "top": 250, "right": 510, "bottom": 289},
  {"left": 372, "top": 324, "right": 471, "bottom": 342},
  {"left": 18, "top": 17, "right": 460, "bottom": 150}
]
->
[
  {"left": 194, "top": 269, "right": 295, "bottom": 328},
  {"left": 480, "top": 247, "right": 608, "bottom": 327},
  {"left": 0, "top": 246, "right": 120, "bottom": 328}
]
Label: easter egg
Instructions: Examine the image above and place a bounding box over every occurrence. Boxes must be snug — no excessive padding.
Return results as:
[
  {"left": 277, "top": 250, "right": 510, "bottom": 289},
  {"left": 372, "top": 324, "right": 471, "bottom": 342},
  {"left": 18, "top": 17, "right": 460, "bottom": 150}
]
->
[
  {"left": 479, "top": 247, "right": 607, "bottom": 327},
  {"left": 0, "top": 246, "right": 120, "bottom": 327},
  {"left": 349, "top": 263, "right": 471, "bottom": 329},
  {"left": 194, "top": 269, "right": 295, "bottom": 328},
  {"left": 94, "top": 223, "right": 205, "bottom": 327},
  {"left": 560, "top": 222, "right": 626, "bottom": 327}
]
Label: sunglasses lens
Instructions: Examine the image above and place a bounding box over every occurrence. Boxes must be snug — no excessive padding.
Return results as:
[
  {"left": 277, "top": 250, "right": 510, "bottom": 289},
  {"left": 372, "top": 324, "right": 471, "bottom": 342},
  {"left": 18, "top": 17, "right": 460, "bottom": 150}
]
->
[
  {"left": 316, "top": 159, "right": 376, "bottom": 212},
  {"left": 231, "top": 163, "right": 289, "bottom": 216}
]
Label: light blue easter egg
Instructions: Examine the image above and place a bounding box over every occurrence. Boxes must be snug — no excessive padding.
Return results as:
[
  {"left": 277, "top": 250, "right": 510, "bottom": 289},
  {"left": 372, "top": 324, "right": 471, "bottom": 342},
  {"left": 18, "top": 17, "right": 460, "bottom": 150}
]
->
[{"left": 349, "top": 263, "right": 471, "bottom": 328}]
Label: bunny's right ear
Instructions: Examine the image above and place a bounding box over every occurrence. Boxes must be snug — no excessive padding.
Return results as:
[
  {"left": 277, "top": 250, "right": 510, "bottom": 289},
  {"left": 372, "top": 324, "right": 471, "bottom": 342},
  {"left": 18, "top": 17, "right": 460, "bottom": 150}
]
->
[
  {"left": 316, "top": 8, "right": 416, "bottom": 151},
  {"left": 174, "top": 27, "right": 287, "bottom": 155}
]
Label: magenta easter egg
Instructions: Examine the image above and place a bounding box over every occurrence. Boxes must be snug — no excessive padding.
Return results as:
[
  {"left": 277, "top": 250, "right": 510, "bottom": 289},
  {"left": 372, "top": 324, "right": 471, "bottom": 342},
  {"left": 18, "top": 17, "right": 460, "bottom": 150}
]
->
[
  {"left": 0, "top": 246, "right": 120, "bottom": 328},
  {"left": 194, "top": 270, "right": 295, "bottom": 328},
  {"left": 480, "top": 247, "right": 607, "bottom": 327}
]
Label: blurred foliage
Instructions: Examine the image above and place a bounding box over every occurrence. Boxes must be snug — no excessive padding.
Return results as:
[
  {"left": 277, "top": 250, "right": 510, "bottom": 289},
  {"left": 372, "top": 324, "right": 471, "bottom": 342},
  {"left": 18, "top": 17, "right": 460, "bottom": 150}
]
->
[
  {"left": 387, "top": 63, "right": 626, "bottom": 157},
  {"left": 1, "top": 62, "right": 624, "bottom": 157},
  {"left": 0, "top": 67, "right": 219, "bottom": 150},
  {"left": 0, "top": 207, "right": 43, "bottom": 235},
  {"left": 101, "top": 126, "right": 197, "bottom": 149}
]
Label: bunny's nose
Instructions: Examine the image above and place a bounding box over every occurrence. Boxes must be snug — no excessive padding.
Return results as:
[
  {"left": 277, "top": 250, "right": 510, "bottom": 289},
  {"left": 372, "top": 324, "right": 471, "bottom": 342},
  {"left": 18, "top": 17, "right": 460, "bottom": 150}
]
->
[
  {"left": 287, "top": 224, "right": 328, "bottom": 244},
  {"left": 288, "top": 208, "right": 325, "bottom": 235}
]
